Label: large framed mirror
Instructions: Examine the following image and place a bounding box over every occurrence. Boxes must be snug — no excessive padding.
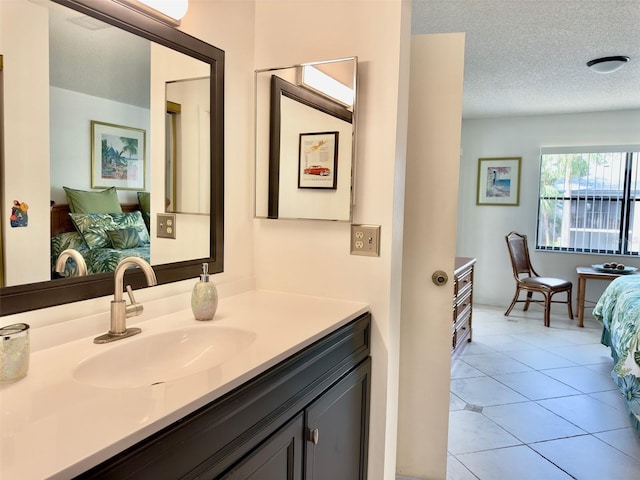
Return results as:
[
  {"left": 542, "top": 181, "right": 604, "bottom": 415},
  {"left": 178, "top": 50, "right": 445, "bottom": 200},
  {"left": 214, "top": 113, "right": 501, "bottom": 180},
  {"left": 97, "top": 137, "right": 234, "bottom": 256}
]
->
[
  {"left": 255, "top": 57, "right": 357, "bottom": 221},
  {"left": 0, "top": 0, "right": 224, "bottom": 316}
]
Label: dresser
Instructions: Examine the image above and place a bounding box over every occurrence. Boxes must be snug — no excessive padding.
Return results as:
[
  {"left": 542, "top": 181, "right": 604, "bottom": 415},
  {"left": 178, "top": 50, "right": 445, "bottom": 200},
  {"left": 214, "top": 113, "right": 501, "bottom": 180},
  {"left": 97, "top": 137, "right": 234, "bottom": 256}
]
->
[{"left": 452, "top": 257, "right": 476, "bottom": 354}]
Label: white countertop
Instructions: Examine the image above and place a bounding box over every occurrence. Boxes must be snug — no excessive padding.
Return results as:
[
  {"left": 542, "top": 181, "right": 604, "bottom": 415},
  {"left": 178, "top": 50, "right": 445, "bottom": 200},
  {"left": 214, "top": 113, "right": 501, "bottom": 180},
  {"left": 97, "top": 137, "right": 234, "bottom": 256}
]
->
[{"left": 0, "top": 290, "right": 368, "bottom": 479}]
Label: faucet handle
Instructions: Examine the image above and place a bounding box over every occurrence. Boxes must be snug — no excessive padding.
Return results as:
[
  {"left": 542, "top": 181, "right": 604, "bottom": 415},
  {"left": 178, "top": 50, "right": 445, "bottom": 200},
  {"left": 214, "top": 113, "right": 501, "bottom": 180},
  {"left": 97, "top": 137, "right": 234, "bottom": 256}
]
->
[
  {"left": 125, "top": 285, "right": 137, "bottom": 305},
  {"left": 124, "top": 285, "right": 144, "bottom": 318}
]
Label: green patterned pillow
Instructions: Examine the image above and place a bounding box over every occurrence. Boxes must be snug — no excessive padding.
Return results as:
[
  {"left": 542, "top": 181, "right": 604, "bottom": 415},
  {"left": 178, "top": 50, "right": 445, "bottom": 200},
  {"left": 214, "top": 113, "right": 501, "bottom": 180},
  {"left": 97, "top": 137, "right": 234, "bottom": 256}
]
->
[
  {"left": 69, "top": 213, "right": 117, "bottom": 249},
  {"left": 111, "top": 211, "right": 150, "bottom": 245},
  {"left": 63, "top": 186, "right": 122, "bottom": 214},
  {"left": 106, "top": 228, "right": 141, "bottom": 249},
  {"left": 70, "top": 211, "right": 150, "bottom": 250},
  {"left": 137, "top": 191, "right": 151, "bottom": 232},
  {"left": 51, "top": 232, "right": 87, "bottom": 257}
]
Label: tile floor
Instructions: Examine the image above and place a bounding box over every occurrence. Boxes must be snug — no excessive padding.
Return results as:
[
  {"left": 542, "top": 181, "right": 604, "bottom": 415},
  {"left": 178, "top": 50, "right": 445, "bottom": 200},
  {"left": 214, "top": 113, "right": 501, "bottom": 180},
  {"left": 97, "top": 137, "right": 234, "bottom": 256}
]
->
[{"left": 447, "top": 304, "right": 640, "bottom": 480}]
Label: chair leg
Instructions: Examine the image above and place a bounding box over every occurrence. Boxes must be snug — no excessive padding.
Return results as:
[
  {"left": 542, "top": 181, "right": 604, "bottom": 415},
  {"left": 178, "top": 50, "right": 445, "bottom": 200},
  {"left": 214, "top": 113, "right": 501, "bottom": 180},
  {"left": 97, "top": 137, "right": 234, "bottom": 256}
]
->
[
  {"left": 524, "top": 291, "right": 533, "bottom": 311},
  {"left": 567, "top": 287, "right": 574, "bottom": 319},
  {"left": 543, "top": 292, "right": 551, "bottom": 327},
  {"left": 505, "top": 287, "right": 520, "bottom": 316}
]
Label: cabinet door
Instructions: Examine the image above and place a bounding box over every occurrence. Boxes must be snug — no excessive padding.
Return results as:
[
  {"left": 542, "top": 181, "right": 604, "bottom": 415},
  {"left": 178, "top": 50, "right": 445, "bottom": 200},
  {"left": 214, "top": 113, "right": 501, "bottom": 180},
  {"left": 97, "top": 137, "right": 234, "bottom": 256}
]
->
[
  {"left": 305, "top": 358, "right": 371, "bottom": 480},
  {"left": 219, "top": 413, "right": 304, "bottom": 480}
]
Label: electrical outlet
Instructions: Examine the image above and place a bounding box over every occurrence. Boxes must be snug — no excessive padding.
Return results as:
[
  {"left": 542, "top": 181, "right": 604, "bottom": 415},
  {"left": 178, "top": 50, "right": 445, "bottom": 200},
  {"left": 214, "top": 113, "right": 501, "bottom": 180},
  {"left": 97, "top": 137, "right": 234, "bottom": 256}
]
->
[
  {"left": 157, "top": 213, "right": 176, "bottom": 239},
  {"left": 350, "top": 224, "right": 380, "bottom": 256}
]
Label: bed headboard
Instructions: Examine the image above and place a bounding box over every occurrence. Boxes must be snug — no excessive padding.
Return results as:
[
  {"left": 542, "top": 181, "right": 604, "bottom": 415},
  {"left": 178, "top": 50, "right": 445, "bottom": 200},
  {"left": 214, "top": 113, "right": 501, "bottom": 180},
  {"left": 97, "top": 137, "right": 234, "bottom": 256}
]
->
[{"left": 50, "top": 203, "right": 140, "bottom": 236}]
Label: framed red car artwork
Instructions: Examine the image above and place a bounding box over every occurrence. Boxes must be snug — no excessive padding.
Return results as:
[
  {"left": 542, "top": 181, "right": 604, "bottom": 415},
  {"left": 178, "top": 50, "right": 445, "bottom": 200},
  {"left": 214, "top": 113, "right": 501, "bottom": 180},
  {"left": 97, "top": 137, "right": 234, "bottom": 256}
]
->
[{"left": 298, "top": 131, "right": 339, "bottom": 189}]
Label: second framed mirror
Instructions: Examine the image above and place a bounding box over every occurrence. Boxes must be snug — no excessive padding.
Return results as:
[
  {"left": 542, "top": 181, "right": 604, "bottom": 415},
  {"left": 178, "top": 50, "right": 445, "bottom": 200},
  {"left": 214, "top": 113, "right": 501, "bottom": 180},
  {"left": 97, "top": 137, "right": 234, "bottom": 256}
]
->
[{"left": 255, "top": 57, "right": 357, "bottom": 221}]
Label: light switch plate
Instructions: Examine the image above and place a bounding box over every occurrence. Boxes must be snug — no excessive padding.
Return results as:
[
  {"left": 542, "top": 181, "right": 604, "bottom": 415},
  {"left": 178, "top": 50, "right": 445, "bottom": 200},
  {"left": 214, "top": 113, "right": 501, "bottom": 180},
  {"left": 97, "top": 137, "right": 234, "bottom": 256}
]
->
[
  {"left": 350, "top": 224, "right": 380, "bottom": 256},
  {"left": 157, "top": 213, "right": 176, "bottom": 239}
]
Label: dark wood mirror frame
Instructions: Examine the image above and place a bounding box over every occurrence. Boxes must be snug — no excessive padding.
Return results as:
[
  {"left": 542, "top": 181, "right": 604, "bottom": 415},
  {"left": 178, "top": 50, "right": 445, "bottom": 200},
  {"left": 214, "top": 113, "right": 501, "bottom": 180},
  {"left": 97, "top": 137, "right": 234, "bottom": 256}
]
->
[{"left": 0, "top": 0, "right": 224, "bottom": 316}]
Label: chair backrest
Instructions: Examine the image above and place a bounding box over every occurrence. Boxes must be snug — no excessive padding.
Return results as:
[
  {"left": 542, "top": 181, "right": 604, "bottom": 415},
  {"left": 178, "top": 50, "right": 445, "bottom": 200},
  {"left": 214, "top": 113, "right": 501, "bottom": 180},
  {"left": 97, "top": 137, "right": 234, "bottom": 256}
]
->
[{"left": 505, "top": 231, "right": 538, "bottom": 278}]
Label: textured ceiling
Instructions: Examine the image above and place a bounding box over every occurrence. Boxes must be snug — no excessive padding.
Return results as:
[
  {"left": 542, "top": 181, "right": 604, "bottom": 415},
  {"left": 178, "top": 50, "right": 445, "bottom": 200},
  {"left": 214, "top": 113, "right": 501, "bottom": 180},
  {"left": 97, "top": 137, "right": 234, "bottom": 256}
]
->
[
  {"left": 411, "top": 0, "right": 640, "bottom": 119},
  {"left": 49, "top": 1, "right": 639, "bottom": 119},
  {"left": 48, "top": 3, "right": 150, "bottom": 108}
]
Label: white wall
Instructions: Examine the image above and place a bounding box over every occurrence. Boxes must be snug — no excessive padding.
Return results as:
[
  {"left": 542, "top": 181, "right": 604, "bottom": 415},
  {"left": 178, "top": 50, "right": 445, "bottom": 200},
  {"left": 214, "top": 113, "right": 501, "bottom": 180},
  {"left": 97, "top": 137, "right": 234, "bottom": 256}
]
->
[
  {"left": 166, "top": 77, "right": 210, "bottom": 214},
  {"left": 457, "top": 110, "right": 640, "bottom": 310},
  {"left": 188, "top": 0, "right": 257, "bottom": 287},
  {"left": 49, "top": 87, "right": 150, "bottom": 206},
  {"left": 253, "top": 1, "right": 410, "bottom": 478},
  {"left": 1, "top": 1, "right": 50, "bottom": 286},
  {"left": 150, "top": 43, "right": 212, "bottom": 265}
]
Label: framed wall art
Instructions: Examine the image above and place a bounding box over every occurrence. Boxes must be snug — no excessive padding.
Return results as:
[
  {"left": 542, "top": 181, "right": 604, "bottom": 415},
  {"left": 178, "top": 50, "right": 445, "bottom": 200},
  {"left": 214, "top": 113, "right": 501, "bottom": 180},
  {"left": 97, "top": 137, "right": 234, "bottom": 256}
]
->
[
  {"left": 476, "top": 157, "right": 521, "bottom": 206},
  {"left": 298, "top": 131, "right": 339, "bottom": 189},
  {"left": 91, "top": 120, "right": 146, "bottom": 190}
]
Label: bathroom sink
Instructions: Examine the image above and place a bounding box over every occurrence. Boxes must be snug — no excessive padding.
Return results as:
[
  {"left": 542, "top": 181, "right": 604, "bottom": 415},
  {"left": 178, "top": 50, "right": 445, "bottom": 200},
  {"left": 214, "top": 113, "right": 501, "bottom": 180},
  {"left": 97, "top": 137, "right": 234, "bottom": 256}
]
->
[{"left": 73, "top": 325, "right": 256, "bottom": 388}]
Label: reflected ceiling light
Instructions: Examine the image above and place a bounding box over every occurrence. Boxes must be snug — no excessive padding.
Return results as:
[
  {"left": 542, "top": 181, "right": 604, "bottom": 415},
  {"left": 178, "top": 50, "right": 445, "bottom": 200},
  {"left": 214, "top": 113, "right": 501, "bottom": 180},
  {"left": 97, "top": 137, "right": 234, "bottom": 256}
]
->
[
  {"left": 302, "top": 65, "right": 354, "bottom": 107},
  {"left": 586, "top": 56, "right": 630, "bottom": 74},
  {"left": 115, "top": 0, "right": 188, "bottom": 27}
]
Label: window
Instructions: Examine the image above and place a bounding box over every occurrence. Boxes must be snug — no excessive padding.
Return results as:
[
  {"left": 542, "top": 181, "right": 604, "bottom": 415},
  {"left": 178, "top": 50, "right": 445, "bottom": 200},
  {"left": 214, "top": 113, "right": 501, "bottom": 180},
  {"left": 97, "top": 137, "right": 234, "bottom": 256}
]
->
[{"left": 536, "top": 146, "right": 640, "bottom": 255}]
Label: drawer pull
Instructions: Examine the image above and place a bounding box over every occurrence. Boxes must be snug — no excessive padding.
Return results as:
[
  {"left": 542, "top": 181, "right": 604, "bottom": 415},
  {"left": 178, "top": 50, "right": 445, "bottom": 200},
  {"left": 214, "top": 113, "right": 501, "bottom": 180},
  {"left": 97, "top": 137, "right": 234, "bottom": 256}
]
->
[{"left": 308, "top": 428, "right": 319, "bottom": 445}]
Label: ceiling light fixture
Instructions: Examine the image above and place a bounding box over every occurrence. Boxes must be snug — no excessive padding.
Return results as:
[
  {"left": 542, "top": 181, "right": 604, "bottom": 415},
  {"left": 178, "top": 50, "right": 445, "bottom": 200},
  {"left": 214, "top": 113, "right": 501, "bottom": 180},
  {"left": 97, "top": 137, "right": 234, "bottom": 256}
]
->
[
  {"left": 586, "top": 56, "right": 630, "bottom": 74},
  {"left": 114, "top": 0, "right": 188, "bottom": 27}
]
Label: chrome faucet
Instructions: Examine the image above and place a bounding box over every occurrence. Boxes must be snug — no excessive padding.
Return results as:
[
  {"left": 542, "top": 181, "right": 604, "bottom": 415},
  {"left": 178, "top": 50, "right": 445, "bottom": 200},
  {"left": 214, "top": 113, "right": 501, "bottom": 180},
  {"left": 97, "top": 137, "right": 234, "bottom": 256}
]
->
[
  {"left": 94, "top": 257, "right": 157, "bottom": 344},
  {"left": 55, "top": 248, "right": 88, "bottom": 277}
]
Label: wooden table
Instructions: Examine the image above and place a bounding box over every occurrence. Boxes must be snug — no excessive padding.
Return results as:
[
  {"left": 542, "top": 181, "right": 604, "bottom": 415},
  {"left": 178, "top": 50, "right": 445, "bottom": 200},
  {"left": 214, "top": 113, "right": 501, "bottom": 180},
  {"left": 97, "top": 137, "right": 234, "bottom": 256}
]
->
[{"left": 576, "top": 266, "right": 634, "bottom": 327}]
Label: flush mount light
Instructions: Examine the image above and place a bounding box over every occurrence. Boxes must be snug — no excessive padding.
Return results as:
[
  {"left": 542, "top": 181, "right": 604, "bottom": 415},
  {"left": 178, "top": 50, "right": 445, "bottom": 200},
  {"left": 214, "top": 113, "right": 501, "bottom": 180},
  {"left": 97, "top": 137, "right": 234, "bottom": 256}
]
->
[
  {"left": 114, "top": 0, "right": 188, "bottom": 27},
  {"left": 586, "top": 56, "right": 630, "bottom": 74}
]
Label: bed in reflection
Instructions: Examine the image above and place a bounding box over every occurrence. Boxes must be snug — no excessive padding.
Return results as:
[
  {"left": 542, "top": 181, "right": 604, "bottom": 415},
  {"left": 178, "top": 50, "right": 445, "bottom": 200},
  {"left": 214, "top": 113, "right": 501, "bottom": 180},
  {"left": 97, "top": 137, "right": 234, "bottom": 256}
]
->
[
  {"left": 50, "top": 188, "right": 151, "bottom": 278},
  {"left": 593, "top": 274, "right": 640, "bottom": 434}
]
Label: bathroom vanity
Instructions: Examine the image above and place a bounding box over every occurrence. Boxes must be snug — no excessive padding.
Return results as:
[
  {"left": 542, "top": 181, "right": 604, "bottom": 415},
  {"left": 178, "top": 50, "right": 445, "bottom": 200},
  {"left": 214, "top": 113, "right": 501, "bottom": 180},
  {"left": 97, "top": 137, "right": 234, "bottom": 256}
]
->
[
  {"left": 77, "top": 312, "right": 370, "bottom": 479},
  {"left": 0, "top": 291, "right": 370, "bottom": 479}
]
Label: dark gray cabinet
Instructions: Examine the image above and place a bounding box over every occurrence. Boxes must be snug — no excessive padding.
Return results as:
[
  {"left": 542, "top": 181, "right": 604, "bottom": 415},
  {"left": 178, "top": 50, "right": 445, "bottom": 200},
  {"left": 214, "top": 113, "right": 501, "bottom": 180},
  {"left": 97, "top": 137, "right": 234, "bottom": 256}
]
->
[
  {"left": 223, "top": 358, "right": 370, "bottom": 480},
  {"left": 305, "top": 360, "right": 369, "bottom": 480},
  {"left": 76, "top": 312, "right": 371, "bottom": 480},
  {"left": 220, "top": 413, "right": 304, "bottom": 480}
]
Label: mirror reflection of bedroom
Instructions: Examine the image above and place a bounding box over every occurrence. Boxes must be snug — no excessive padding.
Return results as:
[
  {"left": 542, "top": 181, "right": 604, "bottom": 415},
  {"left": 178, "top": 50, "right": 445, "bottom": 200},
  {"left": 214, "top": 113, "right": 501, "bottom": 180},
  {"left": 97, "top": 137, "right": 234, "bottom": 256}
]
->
[
  {"left": 48, "top": 4, "right": 155, "bottom": 281},
  {"left": 414, "top": 1, "right": 640, "bottom": 478},
  {"left": 2, "top": 1, "right": 211, "bottom": 287}
]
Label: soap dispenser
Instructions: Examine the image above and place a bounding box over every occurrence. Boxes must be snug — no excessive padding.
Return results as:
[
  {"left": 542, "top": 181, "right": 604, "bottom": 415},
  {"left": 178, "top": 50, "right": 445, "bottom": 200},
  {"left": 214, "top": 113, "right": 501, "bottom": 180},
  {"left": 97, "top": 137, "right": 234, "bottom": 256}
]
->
[{"left": 191, "top": 263, "right": 218, "bottom": 321}]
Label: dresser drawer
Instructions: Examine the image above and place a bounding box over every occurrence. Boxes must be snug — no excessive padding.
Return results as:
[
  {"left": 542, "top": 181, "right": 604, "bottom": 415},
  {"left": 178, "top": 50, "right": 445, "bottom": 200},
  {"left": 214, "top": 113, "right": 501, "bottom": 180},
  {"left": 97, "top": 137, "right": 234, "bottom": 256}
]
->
[
  {"left": 453, "top": 257, "right": 476, "bottom": 355},
  {"left": 454, "top": 287, "right": 472, "bottom": 320},
  {"left": 454, "top": 316, "right": 471, "bottom": 348},
  {"left": 453, "top": 301, "right": 471, "bottom": 330},
  {"left": 454, "top": 266, "right": 473, "bottom": 295}
]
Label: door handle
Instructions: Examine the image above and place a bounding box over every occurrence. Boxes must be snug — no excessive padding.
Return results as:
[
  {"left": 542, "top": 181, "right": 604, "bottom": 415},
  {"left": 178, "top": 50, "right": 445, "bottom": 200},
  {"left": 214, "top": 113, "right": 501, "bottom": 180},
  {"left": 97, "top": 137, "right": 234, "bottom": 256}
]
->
[
  {"left": 432, "top": 270, "right": 448, "bottom": 286},
  {"left": 308, "top": 428, "right": 319, "bottom": 445}
]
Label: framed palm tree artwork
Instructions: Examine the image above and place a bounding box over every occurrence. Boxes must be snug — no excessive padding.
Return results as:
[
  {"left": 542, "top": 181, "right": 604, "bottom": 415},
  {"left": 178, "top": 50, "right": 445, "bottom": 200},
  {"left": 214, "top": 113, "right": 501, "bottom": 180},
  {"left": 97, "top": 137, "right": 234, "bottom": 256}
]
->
[{"left": 91, "top": 120, "right": 146, "bottom": 190}]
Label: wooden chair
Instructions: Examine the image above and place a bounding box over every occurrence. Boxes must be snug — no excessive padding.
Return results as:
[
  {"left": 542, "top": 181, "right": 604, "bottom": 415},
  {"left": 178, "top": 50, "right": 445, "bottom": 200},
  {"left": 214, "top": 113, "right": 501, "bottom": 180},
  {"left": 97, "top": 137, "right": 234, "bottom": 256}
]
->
[{"left": 505, "top": 231, "right": 573, "bottom": 327}]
